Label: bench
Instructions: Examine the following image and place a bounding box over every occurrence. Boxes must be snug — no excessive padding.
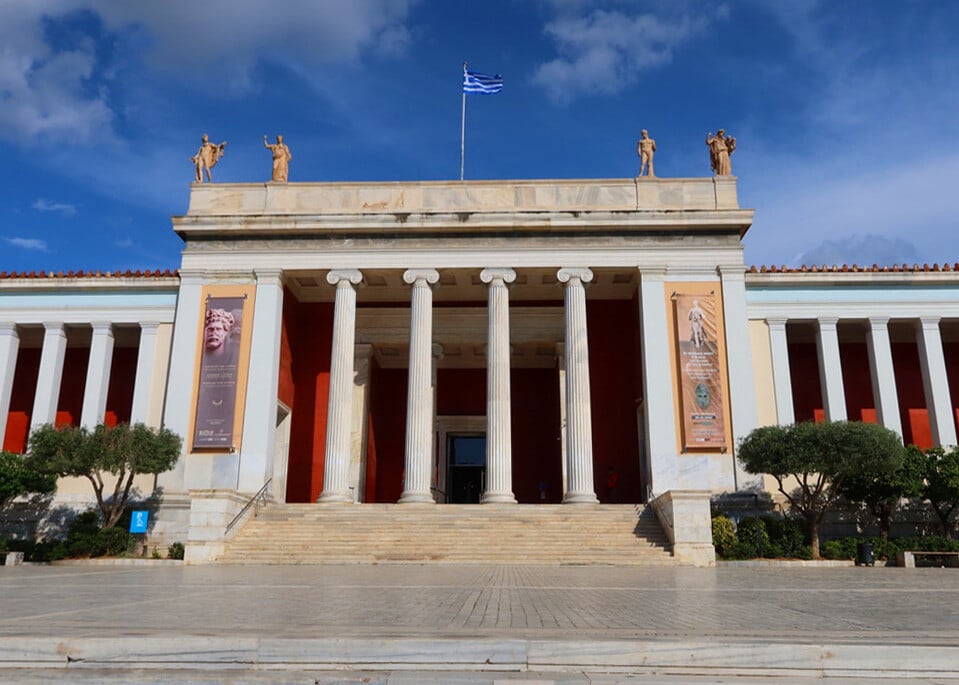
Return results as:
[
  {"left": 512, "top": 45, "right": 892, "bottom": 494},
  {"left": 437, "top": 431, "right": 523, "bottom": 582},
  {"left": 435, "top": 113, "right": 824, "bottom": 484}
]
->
[
  {"left": 0, "top": 552, "right": 24, "bottom": 566},
  {"left": 896, "top": 550, "right": 959, "bottom": 568}
]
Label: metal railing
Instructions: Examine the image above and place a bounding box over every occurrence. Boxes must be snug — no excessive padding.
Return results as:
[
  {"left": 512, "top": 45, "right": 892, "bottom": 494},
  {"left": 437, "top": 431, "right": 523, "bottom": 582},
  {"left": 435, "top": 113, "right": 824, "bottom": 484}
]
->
[{"left": 225, "top": 478, "right": 272, "bottom": 535}]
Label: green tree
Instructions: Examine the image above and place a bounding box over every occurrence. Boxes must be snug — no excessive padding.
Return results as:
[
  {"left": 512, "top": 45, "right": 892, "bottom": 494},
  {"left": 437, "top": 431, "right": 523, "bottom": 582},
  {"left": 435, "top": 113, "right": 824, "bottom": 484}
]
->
[
  {"left": 922, "top": 446, "right": 959, "bottom": 540},
  {"left": 839, "top": 442, "right": 924, "bottom": 541},
  {"left": 28, "top": 423, "right": 182, "bottom": 528},
  {"left": 0, "top": 450, "right": 57, "bottom": 508},
  {"left": 737, "top": 421, "right": 905, "bottom": 558}
]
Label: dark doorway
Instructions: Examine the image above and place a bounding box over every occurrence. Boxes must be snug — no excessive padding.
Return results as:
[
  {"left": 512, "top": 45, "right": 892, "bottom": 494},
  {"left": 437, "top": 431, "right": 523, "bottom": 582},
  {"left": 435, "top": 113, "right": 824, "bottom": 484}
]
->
[{"left": 448, "top": 434, "right": 485, "bottom": 503}]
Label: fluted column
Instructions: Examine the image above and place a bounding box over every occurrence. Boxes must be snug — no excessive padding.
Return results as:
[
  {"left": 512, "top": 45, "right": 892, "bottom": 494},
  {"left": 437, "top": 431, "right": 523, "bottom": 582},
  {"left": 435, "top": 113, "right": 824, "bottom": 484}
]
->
[
  {"left": 916, "top": 317, "right": 958, "bottom": 447},
  {"left": 866, "top": 317, "right": 903, "bottom": 438},
  {"left": 0, "top": 324, "right": 20, "bottom": 449},
  {"left": 480, "top": 268, "right": 517, "bottom": 504},
  {"left": 31, "top": 322, "right": 67, "bottom": 430},
  {"left": 80, "top": 322, "right": 115, "bottom": 429},
  {"left": 318, "top": 269, "right": 364, "bottom": 503},
  {"left": 816, "top": 317, "right": 847, "bottom": 421},
  {"left": 558, "top": 268, "right": 598, "bottom": 504},
  {"left": 766, "top": 318, "right": 795, "bottom": 425},
  {"left": 400, "top": 268, "right": 440, "bottom": 504}
]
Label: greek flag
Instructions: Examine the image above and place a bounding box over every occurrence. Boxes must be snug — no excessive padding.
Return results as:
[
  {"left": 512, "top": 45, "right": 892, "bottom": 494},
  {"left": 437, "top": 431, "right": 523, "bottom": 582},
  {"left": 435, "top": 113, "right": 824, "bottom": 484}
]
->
[{"left": 463, "top": 70, "right": 503, "bottom": 94}]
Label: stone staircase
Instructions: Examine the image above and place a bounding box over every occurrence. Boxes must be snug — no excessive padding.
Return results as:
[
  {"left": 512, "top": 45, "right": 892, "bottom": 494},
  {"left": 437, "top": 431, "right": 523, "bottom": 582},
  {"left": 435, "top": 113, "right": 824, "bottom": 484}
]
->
[{"left": 219, "top": 503, "right": 681, "bottom": 565}]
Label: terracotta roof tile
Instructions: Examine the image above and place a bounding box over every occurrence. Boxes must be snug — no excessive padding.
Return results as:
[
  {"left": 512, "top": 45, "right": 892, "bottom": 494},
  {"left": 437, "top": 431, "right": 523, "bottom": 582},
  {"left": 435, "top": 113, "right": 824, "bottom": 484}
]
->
[
  {"left": 0, "top": 269, "right": 178, "bottom": 280},
  {"left": 749, "top": 263, "right": 959, "bottom": 274}
]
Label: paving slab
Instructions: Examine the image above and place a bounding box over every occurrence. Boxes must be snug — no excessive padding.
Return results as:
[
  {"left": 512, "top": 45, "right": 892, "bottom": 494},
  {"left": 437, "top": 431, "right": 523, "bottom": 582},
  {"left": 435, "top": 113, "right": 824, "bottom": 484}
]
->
[{"left": 1, "top": 564, "right": 958, "bottom": 679}]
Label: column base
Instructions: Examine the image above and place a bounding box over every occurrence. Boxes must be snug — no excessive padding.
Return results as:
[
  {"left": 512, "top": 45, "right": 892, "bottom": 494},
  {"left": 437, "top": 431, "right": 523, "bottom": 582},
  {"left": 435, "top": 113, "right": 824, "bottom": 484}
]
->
[
  {"left": 398, "top": 491, "right": 435, "bottom": 504},
  {"left": 480, "top": 492, "right": 517, "bottom": 504},
  {"left": 563, "top": 491, "right": 599, "bottom": 504},
  {"left": 316, "top": 491, "right": 354, "bottom": 504}
]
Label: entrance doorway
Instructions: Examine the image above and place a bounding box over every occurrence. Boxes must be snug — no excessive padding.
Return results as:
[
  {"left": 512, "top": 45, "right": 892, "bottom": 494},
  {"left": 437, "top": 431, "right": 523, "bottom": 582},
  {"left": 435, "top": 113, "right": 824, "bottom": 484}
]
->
[{"left": 447, "top": 434, "right": 486, "bottom": 503}]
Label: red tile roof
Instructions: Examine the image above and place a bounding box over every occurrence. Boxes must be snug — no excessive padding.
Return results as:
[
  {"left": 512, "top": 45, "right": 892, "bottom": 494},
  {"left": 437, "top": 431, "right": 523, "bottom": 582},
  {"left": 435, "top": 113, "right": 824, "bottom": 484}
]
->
[
  {"left": 0, "top": 269, "right": 178, "bottom": 279},
  {"left": 749, "top": 263, "right": 957, "bottom": 273}
]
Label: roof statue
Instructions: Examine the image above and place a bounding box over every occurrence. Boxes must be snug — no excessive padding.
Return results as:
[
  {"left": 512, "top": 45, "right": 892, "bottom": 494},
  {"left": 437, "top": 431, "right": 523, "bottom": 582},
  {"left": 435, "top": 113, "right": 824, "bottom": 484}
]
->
[
  {"left": 636, "top": 129, "right": 656, "bottom": 177},
  {"left": 706, "top": 129, "right": 736, "bottom": 176},
  {"left": 264, "top": 135, "right": 292, "bottom": 183},
  {"left": 191, "top": 134, "right": 227, "bottom": 183}
]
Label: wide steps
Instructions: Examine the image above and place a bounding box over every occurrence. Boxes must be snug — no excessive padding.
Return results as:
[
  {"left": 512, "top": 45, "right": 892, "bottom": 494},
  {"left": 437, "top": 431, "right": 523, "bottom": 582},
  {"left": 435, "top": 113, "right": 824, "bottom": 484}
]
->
[{"left": 220, "top": 504, "right": 680, "bottom": 566}]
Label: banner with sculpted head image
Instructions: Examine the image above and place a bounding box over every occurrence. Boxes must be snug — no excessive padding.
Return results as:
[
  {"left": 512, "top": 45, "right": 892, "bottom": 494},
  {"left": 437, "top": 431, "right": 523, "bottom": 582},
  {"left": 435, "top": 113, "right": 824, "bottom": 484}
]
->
[
  {"left": 673, "top": 293, "right": 727, "bottom": 450},
  {"left": 193, "top": 295, "right": 246, "bottom": 449}
]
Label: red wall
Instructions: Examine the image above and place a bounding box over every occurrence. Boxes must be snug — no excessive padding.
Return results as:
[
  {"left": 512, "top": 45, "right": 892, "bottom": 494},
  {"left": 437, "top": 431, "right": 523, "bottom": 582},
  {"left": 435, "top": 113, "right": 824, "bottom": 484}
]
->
[
  {"left": 838, "top": 342, "right": 875, "bottom": 421},
  {"left": 285, "top": 301, "right": 334, "bottom": 503},
  {"left": 788, "top": 342, "right": 823, "bottom": 423},
  {"left": 587, "top": 300, "right": 642, "bottom": 502},
  {"left": 891, "top": 342, "right": 932, "bottom": 448},
  {"left": 436, "top": 368, "right": 486, "bottom": 416},
  {"left": 53, "top": 347, "right": 87, "bottom": 427},
  {"left": 3, "top": 348, "right": 40, "bottom": 453},
  {"left": 510, "top": 368, "right": 562, "bottom": 503},
  {"left": 103, "top": 346, "right": 138, "bottom": 426},
  {"left": 276, "top": 287, "right": 296, "bottom": 409},
  {"left": 367, "top": 365, "right": 407, "bottom": 503}
]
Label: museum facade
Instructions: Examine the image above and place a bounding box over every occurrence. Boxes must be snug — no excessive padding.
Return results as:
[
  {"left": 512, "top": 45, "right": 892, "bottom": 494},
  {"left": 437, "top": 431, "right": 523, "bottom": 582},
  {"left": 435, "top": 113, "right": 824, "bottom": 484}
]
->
[{"left": 1, "top": 176, "right": 957, "bottom": 561}]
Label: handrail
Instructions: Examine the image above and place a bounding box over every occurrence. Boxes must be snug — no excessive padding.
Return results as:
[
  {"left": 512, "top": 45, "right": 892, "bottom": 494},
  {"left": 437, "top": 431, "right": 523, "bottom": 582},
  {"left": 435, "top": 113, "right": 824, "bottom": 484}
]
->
[{"left": 225, "top": 478, "right": 272, "bottom": 534}]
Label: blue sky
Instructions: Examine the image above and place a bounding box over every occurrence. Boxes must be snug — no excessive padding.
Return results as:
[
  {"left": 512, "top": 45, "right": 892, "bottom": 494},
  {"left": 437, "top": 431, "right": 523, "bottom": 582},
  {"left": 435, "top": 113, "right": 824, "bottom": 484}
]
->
[{"left": 1, "top": 1, "right": 957, "bottom": 273}]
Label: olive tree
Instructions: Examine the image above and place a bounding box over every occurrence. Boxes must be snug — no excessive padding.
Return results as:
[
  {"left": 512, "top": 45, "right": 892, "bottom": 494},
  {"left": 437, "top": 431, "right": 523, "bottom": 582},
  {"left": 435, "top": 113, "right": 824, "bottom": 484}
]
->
[
  {"left": 0, "top": 451, "right": 57, "bottom": 509},
  {"left": 28, "top": 423, "right": 182, "bottom": 528},
  {"left": 738, "top": 421, "right": 905, "bottom": 558},
  {"left": 922, "top": 446, "right": 959, "bottom": 539}
]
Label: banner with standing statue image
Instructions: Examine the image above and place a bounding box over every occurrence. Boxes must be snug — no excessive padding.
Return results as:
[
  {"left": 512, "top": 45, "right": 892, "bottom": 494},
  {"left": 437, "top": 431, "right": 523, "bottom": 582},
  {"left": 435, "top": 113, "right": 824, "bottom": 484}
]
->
[{"left": 673, "top": 293, "right": 727, "bottom": 450}]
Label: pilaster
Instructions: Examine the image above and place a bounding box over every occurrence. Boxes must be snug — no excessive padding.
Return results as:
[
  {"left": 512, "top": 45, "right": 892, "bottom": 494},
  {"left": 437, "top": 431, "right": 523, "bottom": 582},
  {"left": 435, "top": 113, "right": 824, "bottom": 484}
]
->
[
  {"left": 766, "top": 318, "right": 795, "bottom": 425},
  {"left": 30, "top": 322, "right": 67, "bottom": 431},
  {"left": 0, "top": 324, "right": 20, "bottom": 449},
  {"left": 916, "top": 317, "right": 958, "bottom": 447},
  {"left": 130, "top": 322, "right": 160, "bottom": 425},
  {"left": 866, "top": 317, "right": 903, "bottom": 439},
  {"left": 349, "top": 343, "right": 374, "bottom": 502},
  {"left": 80, "top": 322, "right": 115, "bottom": 429}
]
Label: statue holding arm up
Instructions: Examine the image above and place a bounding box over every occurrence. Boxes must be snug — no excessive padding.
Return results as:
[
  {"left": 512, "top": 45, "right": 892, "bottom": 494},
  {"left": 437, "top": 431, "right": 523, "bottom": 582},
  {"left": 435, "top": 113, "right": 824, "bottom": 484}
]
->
[{"left": 264, "top": 135, "right": 292, "bottom": 182}]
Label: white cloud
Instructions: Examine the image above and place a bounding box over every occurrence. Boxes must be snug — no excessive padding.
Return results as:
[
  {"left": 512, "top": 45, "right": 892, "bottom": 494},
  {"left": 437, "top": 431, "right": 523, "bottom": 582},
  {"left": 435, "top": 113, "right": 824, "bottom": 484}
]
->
[
  {"left": 32, "top": 198, "right": 78, "bottom": 216},
  {"left": 3, "top": 237, "right": 48, "bottom": 251},
  {"left": 532, "top": 7, "right": 715, "bottom": 103}
]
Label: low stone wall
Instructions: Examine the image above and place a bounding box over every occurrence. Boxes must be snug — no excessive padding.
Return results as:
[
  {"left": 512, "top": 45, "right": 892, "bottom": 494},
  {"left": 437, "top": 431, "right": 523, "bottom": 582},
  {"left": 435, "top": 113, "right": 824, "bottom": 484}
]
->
[{"left": 650, "top": 490, "right": 715, "bottom": 567}]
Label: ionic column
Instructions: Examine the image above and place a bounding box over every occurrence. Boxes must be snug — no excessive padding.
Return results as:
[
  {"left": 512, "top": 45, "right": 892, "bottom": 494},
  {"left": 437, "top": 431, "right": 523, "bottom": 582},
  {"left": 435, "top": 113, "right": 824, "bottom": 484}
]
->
[
  {"left": 558, "top": 268, "right": 598, "bottom": 504},
  {"left": 80, "top": 322, "right": 115, "bottom": 429},
  {"left": 130, "top": 322, "right": 160, "bottom": 426},
  {"left": 238, "top": 269, "right": 284, "bottom": 492},
  {"left": 318, "top": 269, "right": 364, "bottom": 503},
  {"left": 30, "top": 322, "right": 67, "bottom": 430},
  {"left": 766, "top": 318, "right": 795, "bottom": 425},
  {"left": 349, "top": 343, "right": 374, "bottom": 502},
  {"left": 916, "top": 317, "right": 958, "bottom": 447},
  {"left": 816, "top": 317, "right": 847, "bottom": 421},
  {"left": 0, "top": 324, "right": 21, "bottom": 448},
  {"left": 400, "top": 269, "right": 440, "bottom": 504},
  {"left": 480, "top": 268, "right": 517, "bottom": 504},
  {"left": 866, "top": 317, "right": 903, "bottom": 438},
  {"left": 719, "top": 267, "right": 758, "bottom": 450}
]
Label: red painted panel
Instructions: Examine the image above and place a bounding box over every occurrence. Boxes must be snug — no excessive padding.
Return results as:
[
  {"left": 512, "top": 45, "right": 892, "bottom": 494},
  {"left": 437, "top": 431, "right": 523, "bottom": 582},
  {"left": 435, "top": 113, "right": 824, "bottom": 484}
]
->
[
  {"left": 860, "top": 408, "right": 877, "bottom": 423},
  {"left": 3, "top": 348, "right": 39, "bottom": 453},
  {"left": 839, "top": 342, "right": 874, "bottom": 422},
  {"left": 368, "top": 365, "right": 407, "bottom": 503},
  {"left": 276, "top": 287, "right": 296, "bottom": 409},
  {"left": 945, "top": 341, "right": 959, "bottom": 436},
  {"left": 511, "top": 368, "right": 561, "bottom": 503},
  {"left": 285, "top": 301, "right": 333, "bottom": 503},
  {"left": 55, "top": 347, "right": 88, "bottom": 427},
  {"left": 436, "top": 368, "right": 486, "bottom": 416},
  {"left": 909, "top": 409, "right": 932, "bottom": 450},
  {"left": 104, "top": 346, "right": 137, "bottom": 426},
  {"left": 587, "top": 300, "right": 642, "bottom": 503},
  {"left": 788, "top": 342, "right": 823, "bottom": 423},
  {"left": 891, "top": 342, "right": 926, "bottom": 446}
]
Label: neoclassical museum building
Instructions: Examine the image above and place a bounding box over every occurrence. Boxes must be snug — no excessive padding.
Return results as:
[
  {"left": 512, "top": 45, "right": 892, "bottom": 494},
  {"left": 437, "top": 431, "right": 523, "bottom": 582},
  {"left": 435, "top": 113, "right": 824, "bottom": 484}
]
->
[{"left": 1, "top": 176, "right": 957, "bottom": 564}]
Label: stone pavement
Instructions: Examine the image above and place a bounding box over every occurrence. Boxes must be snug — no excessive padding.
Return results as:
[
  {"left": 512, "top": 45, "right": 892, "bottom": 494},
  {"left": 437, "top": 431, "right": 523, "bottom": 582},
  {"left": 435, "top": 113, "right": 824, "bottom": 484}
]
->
[{"left": 1, "top": 563, "right": 958, "bottom": 682}]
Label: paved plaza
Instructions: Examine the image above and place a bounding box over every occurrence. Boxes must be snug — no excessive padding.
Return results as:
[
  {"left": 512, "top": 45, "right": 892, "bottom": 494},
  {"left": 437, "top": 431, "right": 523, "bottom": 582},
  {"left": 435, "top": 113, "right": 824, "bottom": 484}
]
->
[{"left": 1, "top": 563, "right": 958, "bottom": 682}]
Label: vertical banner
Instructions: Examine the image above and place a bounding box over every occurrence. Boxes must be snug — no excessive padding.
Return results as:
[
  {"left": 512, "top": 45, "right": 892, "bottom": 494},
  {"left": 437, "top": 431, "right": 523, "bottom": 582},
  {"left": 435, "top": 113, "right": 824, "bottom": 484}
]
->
[
  {"left": 674, "top": 293, "right": 727, "bottom": 450},
  {"left": 193, "top": 295, "right": 247, "bottom": 449}
]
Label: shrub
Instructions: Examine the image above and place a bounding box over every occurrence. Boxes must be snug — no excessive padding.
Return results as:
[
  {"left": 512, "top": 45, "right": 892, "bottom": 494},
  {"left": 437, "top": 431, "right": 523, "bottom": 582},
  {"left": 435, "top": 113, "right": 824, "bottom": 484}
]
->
[
  {"left": 65, "top": 510, "right": 105, "bottom": 557},
  {"left": 821, "top": 539, "right": 855, "bottom": 560},
  {"left": 167, "top": 542, "right": 185, "bottom": 560},
  {"left": 736, "top": 517, "right": 771, "bottom": 557},
  {"left": 712, "top": 515, "right": 737, "bottom": 557},
  {"left": 96, "top": 527, "right": 134, "bottom": 556}
]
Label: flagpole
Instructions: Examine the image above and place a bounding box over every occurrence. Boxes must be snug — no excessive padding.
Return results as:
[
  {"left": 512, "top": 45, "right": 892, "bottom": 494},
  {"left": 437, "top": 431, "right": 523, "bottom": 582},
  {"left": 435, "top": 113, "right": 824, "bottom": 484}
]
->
[{"left": 460, "top": 61, "right": 467, "bottom": 181}]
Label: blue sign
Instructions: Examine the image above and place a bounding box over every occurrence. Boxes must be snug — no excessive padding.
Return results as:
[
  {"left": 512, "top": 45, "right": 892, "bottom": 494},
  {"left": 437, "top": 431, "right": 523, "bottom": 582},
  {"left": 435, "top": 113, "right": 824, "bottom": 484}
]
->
[{"left": 129, "top": 510, "right": 149, "bottom": 534}]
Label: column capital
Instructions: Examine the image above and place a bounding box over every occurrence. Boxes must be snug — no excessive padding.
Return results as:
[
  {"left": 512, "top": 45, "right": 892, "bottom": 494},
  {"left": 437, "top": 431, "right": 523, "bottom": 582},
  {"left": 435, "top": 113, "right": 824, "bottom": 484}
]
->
[
  {"left": 431, "top": 343, "right": 444, "bottom": 360},
  {"left": 326, "top": 269, "right": 363, "bottom": 287},
  {"left": 557, "top": 267, "right": 593, "bottom": 285},
  {"left": 867, "top": 316, "right": 891, "bottom": 328},
  {"left": 817, "top": 317, "right": 840, "bottom": 331},
  {"left": 918, "top": 316, "right": 942, "bottom": 330},
  {"left": 90, "top": 321, "right": 114, "bottom": 334},
  {"left": 716, "top": 264, "right": 747, "bottom": 280},
  {"left": 178, "top": 269, "right": 205, "bottom": 286},
  {"left": 765, "top": 317, "right": 788, "bottom": 330},
  {"left": 139, "top": 321, "right": 161, "bottom": 333},
  {"left": 42, "top": 322, "right": 66, "bottom": 335},
  {"left": 637, "top": 267, "right": 667, "bottom": 282},
  {"left": 403, "top": 268, "right": 440, "bottom": 286},
  {"left": 254, "top": 268, "right": 284, "bottom": 286},
  {"left": 480, "top": 267, "right": 516, "bottom": 285},
  {"left": 0, "top": 323, "right": 18, "bottom": 338}
]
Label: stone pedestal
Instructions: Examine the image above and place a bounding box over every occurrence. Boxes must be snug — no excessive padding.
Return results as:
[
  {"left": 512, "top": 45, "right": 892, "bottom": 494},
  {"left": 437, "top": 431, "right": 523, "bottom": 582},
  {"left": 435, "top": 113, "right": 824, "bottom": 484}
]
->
[{"left": 650, "top": 490, "right": 715, "bottom": 567}]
